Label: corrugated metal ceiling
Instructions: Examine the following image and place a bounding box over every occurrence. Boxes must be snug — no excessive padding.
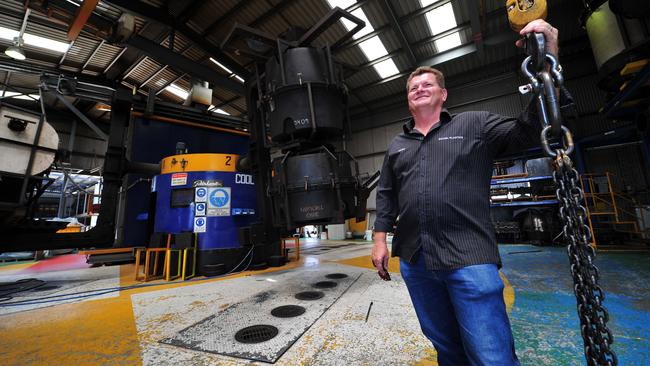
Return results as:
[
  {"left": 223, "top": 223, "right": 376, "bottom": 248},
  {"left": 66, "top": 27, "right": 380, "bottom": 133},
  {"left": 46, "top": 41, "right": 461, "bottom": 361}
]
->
[{"left": 0, "top": 0, "right": 590, "bottom": 119}]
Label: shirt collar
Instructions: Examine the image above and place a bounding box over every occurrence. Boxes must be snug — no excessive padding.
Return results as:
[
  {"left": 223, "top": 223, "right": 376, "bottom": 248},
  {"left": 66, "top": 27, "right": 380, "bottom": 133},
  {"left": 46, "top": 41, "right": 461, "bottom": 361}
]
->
[{"left": 403, "top": 109, "right": 451, "bottom": 135}]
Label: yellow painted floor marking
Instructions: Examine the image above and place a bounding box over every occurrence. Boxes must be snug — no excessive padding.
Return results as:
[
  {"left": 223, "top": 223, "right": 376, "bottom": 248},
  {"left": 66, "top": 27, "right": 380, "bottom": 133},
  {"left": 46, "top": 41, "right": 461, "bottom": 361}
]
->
[
  {"left": 0, "top": 261, "right": 36, "bottom": 273},
  {"left": 0, "top": 256, "right": 306, "bottom": 366}
]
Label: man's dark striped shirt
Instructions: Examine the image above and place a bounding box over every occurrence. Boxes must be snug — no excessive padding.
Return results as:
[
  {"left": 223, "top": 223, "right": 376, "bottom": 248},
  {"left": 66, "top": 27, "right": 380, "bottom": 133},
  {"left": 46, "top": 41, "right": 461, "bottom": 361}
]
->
[{"left": 375, "top": 102, "right": 548, "bottom": 271}]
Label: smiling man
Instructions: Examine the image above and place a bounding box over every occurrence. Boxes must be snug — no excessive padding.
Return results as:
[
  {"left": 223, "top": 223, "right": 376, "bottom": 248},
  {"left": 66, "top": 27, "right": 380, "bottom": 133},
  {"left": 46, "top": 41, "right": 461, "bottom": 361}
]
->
[{"left": 371, "top": 19, "right": 564, "bottom": 366}]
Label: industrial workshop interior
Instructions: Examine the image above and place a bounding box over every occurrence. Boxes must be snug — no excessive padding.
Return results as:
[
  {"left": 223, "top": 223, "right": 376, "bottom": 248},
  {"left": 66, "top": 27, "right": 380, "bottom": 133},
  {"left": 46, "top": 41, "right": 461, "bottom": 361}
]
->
[{"left": 0, "top": 0, "right": 648, "bottom": 365}]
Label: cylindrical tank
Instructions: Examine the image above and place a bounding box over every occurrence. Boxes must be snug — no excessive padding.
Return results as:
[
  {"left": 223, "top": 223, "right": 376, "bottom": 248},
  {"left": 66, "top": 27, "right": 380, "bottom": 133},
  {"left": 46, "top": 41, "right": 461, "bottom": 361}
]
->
[
  {"left": 268, "top": 84, "right": 345, "bottom": 142},
  {"left": 152, "top": 153, "right": 257, "bottom": 275},
  {"left": 0, "top": 106, "right": 59, "bottom": 224},
  {"left": 585, "top": 1, "right": 649, "bottom": 71}
]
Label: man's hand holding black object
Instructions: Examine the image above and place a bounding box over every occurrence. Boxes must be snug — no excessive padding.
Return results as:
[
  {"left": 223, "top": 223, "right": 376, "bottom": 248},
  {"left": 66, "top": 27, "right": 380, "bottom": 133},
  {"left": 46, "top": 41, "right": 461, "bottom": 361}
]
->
[
  {"left": 515, "top": 18, "right": 559, "bottom": 57},
  {"left": 372, "top": 231, "right": 391, "bottom": 281}
]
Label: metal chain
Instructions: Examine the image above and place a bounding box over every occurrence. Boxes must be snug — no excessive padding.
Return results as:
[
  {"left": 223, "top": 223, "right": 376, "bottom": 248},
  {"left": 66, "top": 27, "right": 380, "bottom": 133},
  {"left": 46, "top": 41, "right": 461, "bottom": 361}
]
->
[
  {"left": 519, "top": 34, "right": 618, "bottom": 365},
  {"left": 552, "top": 152, "right": 617, "bottom": 365}
]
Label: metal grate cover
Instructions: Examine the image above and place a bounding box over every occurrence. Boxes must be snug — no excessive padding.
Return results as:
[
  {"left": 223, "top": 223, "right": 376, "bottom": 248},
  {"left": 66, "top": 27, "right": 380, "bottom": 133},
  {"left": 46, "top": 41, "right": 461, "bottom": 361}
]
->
[
  {"left": 325, "top": 273, "right": 349, "bottom": 279},
  {"left": 312, "top": 281, "right": 338, "bottom": 289},
  {"left": 294, "top": 291, "right": 324, "bottom": 300},
  {"left": 161, "top": 269, "right": 360, "bottom": 363},
  {"left": 234, "top": 325, "right": 279, "bottom": 344},
  {"left": 271, "top": 305, "right": 306, "bottom": 318},
  {"left": 30, "top": 285, "right": 60, "bottom": 292}
]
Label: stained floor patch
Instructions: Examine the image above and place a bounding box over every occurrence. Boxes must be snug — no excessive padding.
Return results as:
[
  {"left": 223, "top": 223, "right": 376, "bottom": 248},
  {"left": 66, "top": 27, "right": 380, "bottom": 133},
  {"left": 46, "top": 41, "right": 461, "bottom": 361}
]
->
[{"left": 500, "top": 245, "right": 650, "bottom": 365}]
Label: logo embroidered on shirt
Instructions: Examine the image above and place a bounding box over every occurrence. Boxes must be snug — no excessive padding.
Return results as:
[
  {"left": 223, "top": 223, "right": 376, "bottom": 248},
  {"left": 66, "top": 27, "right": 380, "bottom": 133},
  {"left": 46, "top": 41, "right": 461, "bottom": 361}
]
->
[{"left": 438, "top": 136, "right": 464, "bottom": 141}]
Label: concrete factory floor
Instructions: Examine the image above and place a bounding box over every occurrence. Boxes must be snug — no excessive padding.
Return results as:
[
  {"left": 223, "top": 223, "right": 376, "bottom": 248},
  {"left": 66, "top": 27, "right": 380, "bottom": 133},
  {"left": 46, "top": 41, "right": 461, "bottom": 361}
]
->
[{"left": 0, "top": 239, "right": 648, "bottom": 365}]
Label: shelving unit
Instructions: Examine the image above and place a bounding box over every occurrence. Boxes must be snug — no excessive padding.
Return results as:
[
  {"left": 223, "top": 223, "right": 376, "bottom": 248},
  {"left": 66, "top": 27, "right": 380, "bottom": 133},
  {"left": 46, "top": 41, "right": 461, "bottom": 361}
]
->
[
  {"left": 490, "top": 175, "right": 557, "bottom": 207},
  {"left": 490, "top": 171, "right": 560, "bottom": 245}
]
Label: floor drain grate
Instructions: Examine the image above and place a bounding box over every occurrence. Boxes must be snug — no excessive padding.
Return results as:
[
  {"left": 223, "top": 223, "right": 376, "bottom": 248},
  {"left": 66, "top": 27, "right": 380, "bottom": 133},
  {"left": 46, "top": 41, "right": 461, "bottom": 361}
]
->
[
  {"left": 271, "top": 305, "right": 306, "bottom": 318},
  {"left": 325, "top": 273, "right": 348, "bottom": 279},
  {"left": 295, "top": 291, "right": 324, "bottom": 300},
  {"left": 234, "top": 325, "right": 279, "bottom": 344},
  {"left": 312, "top": 281, "right": 338, "bottom": 289}
]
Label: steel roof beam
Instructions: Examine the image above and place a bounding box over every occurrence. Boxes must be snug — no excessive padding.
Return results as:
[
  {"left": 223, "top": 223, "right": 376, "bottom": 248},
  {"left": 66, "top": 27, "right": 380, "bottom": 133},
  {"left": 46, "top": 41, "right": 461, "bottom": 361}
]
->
[
  {"left": 467, "top": 0, "right": 485, "bottom": 60},
  {"left": 67, "top": 0, "right": 100, "bottom": 41},
  {"left": 104, "top": 0, "right": 250, "bottom": 78},
  {"left": 250, "top": 0, "right": 298, "bottom": 28},
  {"left": 379, "top": 0, "right": 416, "bottom": 67},
  {"left": 126, "top": 35, "right": 244, "bottom": 94},
  {"left": 200, "top": 0, "right": 250, "bottom": 37}
]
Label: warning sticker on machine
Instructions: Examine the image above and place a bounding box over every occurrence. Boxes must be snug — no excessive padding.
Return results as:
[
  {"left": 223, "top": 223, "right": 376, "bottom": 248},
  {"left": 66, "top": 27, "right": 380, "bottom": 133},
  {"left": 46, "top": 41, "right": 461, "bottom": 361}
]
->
[
  {"left": 193, "top": 217, "right": 206, "bottom": 233},
  {"left": 195, "top": 187, "right": 208, "bottom": 203},
  {"left": 195, "top": 202, "right": 206, "bottom": 216},
  {"left": 207, "top": 187, "right": 231, "bottom": 216},
  {"left": 171, "top": 173, "right": 188, "bottom": 186}
]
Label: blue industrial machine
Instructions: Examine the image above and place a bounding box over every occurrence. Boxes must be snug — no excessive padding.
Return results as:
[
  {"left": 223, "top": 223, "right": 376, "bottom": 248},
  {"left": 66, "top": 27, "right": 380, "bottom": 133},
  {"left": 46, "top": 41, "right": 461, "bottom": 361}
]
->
[{"left": 152, "top": 153, "right": 257, "bottom": 275}]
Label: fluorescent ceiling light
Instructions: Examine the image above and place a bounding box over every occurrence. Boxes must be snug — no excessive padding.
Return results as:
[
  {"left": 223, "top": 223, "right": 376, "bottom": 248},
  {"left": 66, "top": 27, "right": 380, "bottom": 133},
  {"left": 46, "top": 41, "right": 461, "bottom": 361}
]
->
[
  {"left": 0, "top": 26, "right": 70, "bottom": 53},
  {"left": 420, "top": 0, "right": 440, "bottom": 6},
  {"left": 2, "top": 91, "right": 40, "bottom": 101},
  {"left": 423, "top": 2, "right": 457, "bottom": 35},
  {"left": 435, "top": 32, "right": 462, "bottom": 52},
  {"left": 326, "top": 0, "right": 356, "bottom": 9},
  {"left": 96, "top": 103, "right": 111, "bottom": 111},
  {"left": 165, "top": 84, "right": 188, "bottom": 99},
  {"left": 23, "top": 34, "right": 70, "bottom": 53},
  {"left": 209, "top": 57, "right": 232, "bottom": 74},
  {"left": 373, "top": 58, "right": 399, "bottom": 78},
  {"left": 232, "top": 74, "right": 245, "bottom": 83},
  {"left": 358, "top": 36, "right": 388, "bottom": 61},
  {"left": 0, "top": 27, "right": 20, "bottom": 41},
  {"left": 209, "top": 105, "right": 231, "bottom": 115}
]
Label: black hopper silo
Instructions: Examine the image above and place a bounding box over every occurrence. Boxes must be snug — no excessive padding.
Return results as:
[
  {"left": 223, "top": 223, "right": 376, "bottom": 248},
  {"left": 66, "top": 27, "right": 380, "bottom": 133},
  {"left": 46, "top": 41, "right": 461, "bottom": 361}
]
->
[
  {"left": 266, "top": 46, "right": 345, "bottom": 142},
  {"left": 223, "top": 7, "right": 380, "bottom": 247}
]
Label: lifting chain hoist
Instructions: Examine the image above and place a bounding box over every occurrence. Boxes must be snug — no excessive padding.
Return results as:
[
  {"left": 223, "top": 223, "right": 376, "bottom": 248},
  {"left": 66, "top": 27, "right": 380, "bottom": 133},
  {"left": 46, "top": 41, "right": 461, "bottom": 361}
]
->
[{"left": 508, "top": 2, "right": 618, "bottom": 365}]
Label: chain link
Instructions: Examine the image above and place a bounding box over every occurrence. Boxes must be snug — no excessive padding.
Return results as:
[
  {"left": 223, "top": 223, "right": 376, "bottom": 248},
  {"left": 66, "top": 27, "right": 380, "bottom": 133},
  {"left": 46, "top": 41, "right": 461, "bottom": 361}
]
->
[
  {"left": 519, "top": 33, "right": 618, "bottom": 364},
  {"left": 553, "top": 151, "right": 618, "bottom": 366}
]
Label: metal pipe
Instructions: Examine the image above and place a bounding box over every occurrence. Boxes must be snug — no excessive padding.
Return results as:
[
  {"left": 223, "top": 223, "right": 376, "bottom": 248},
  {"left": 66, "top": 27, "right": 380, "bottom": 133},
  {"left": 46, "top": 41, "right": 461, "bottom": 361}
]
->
[
  {"left": 307, "top": 82, "right": 317, "bottom": 139},
  {"left": 18, "top": 86, "right": 48, "bottom": 205},
  {"left": 67, "top": 119, "right": 77, "bottom": 162},
  {"left": 58, "top": 172, "right": 69, "bottom": 218},
  {"left": 50, "top": 91, "right": 108, "bottom": 140},
  {"left": 59, "top": 40, "right": 75, "bottom": 65},
  {"left": 18, "top": 9, "right": 30, "bottom": 37}
]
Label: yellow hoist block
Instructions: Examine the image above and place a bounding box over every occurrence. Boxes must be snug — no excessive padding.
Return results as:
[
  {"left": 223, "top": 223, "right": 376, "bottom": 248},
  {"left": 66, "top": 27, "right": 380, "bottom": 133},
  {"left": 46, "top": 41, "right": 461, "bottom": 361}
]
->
[{"left": 506, "top": 0, "right": 547, "bottom": 32}]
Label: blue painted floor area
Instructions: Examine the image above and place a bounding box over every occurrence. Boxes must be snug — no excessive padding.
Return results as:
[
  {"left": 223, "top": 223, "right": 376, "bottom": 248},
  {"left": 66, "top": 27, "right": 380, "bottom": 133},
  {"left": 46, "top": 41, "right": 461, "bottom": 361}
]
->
[{"left": 499, "top": 244, "right": 650, "bottom": 366}]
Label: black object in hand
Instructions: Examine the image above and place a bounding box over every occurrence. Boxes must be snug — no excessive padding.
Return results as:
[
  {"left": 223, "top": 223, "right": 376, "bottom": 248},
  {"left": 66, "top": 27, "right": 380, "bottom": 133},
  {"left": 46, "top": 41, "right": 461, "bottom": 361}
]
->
[{"left": 378, "top": 270, "right": 391, "bottom": 281}]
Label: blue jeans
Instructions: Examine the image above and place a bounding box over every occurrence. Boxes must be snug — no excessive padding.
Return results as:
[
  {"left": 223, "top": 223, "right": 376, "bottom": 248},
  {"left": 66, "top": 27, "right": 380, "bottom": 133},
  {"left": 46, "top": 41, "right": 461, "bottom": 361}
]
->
[{"left": 400, "top": 255, "right": 520, "bottom": 366}]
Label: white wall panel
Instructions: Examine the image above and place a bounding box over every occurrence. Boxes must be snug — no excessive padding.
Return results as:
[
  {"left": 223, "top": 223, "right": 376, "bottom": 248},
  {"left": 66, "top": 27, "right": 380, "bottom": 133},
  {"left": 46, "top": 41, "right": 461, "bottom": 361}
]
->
[
  {"left": 356, "top": 130, "right": 374, "bottom": 156},
  {"left": 372, "top": 126, "right": 387, "bottom": 153},
  {"left": 347, "top": 132, "right": 361, "bottom": 157}
]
